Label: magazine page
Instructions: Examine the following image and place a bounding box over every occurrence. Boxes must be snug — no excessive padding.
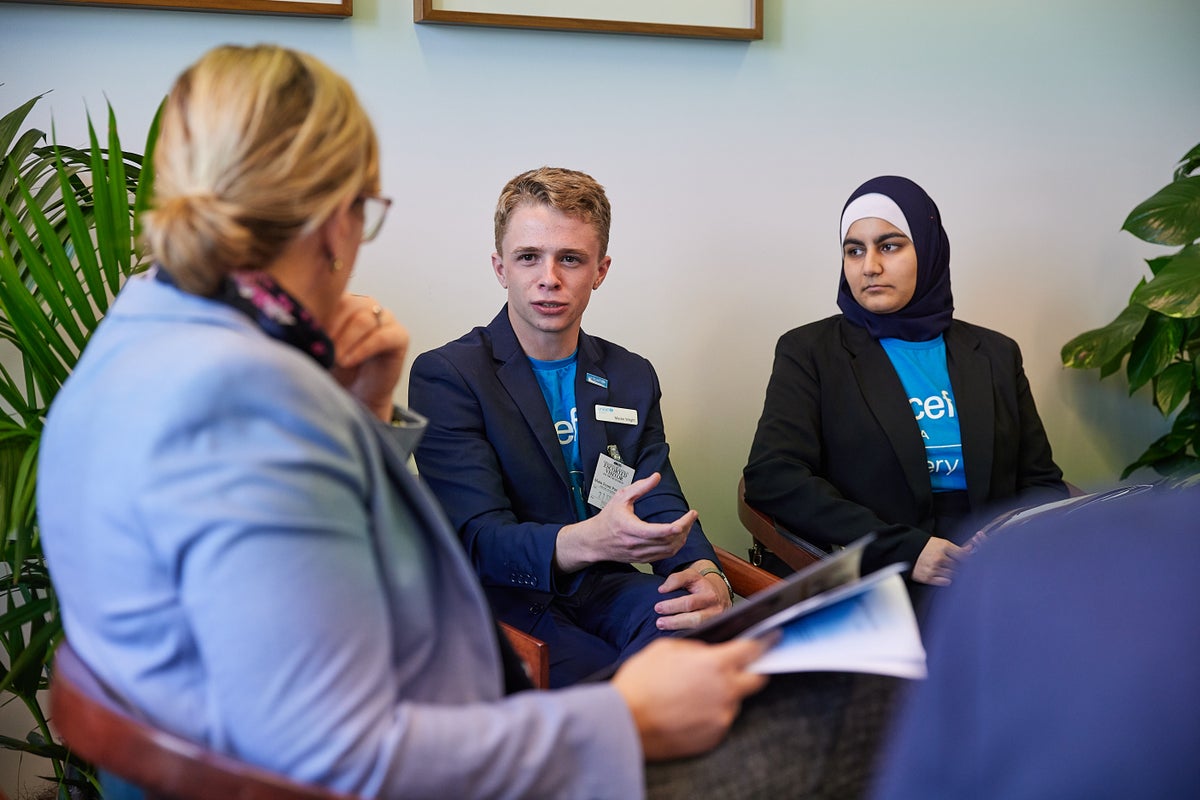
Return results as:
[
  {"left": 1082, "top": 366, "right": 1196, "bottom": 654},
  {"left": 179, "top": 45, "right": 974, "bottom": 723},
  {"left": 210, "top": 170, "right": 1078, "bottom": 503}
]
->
[
  {"left": 683, "top": 536, "right": 870, "bottom": 645},
  {"left": 747, "top": 570, "right": 926, "bottom": 679}
]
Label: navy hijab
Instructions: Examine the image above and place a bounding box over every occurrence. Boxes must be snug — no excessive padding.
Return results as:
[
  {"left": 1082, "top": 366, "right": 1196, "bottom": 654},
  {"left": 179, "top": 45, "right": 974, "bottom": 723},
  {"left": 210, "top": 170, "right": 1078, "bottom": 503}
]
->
[{"left": 836, "top": 175, "right": 953, "bottom": 341}]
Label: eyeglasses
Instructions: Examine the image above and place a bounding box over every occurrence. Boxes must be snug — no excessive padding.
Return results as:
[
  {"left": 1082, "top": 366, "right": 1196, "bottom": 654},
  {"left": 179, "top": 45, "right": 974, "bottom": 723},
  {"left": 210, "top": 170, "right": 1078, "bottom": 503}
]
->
[{"left": 358, "top": 194, "right": 393, "bottom": 243}]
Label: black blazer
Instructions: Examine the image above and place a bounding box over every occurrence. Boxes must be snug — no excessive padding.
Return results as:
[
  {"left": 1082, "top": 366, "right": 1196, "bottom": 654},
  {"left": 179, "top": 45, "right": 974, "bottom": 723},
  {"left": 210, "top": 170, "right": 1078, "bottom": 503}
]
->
[{"left": 744, "top": 315, "right": 1067, "bottom": 574}]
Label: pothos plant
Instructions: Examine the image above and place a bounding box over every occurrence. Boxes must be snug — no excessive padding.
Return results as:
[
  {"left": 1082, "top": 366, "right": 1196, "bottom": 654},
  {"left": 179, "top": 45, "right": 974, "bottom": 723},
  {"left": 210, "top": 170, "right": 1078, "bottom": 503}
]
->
[
  {"left": 0, "top": 93, "right": 159, "bottom": 798},
  {"left": 1062, "top": 142, "right": 1200, "bottom": 479}
]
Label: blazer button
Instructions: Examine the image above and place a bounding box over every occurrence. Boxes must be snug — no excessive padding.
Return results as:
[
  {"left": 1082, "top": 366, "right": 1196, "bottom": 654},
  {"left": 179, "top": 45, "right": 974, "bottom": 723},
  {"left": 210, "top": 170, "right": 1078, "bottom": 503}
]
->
[{"left": 528, "top": 603, "right": 544, "bottom": 615}]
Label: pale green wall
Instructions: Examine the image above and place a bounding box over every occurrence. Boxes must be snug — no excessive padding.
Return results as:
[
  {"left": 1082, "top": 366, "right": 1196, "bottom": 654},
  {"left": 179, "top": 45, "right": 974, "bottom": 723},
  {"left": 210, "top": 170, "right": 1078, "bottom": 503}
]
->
[{"left": 4, "top": 0, "right": 1198, "bottom": 546}]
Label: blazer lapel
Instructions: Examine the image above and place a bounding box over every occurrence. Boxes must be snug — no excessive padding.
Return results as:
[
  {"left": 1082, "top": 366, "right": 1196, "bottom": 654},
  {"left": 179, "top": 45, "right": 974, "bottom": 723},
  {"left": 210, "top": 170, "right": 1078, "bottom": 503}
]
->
[
  {"left": 488, "top": 308, "right": 570, "bottom": 489},
  {"left": 368, "top": 414, "right": 504, "bottom": 672},
  {"left": 371, "top": 413, "right": 462, "bottom": 554},
  {"left": 945, "top": 323, "right": 995, "bottom": 507},
  {"left": 574, "top": 331, "right": 610, "bottom": 488},
  {"left": 841, "top": 321, "right": 933, "bottom": 515}
]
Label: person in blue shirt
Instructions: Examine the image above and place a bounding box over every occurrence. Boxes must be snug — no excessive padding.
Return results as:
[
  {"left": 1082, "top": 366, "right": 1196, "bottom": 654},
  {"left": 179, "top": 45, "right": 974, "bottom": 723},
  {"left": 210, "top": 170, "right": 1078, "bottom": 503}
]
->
[
  {"left": 409, "top": 167, "right": 733, "bottom": 687},
  {"left": 743, "top": 175, "right": 1068, "bottom": 601}
]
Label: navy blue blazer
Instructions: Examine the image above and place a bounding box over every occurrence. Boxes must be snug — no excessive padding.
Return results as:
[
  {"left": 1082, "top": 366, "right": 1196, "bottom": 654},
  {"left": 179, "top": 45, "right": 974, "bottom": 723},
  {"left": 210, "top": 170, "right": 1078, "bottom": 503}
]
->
[
  {"left": 873, "top": 485, "right": 1200, "bottom": 799},
  {"left": 409, "top": 306, "right": 717, "bottom": 632}
]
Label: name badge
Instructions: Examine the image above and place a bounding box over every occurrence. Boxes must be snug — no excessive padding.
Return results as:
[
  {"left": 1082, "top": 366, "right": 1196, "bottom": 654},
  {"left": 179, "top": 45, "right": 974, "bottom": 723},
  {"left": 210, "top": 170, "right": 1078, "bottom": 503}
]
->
[
  {"left": 588, "top": 452, "right": 636, "bottom": 510},
  {"left": 595, "top": 404, "right": 638, "bottom": 426}
]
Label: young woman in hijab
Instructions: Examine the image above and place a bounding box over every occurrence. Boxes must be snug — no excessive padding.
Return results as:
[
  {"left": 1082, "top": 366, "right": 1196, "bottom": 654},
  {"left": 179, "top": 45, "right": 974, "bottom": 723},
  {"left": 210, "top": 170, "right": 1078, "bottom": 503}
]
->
[{"left": 743, "top": 175, "right": 1067, "bottom": 596}]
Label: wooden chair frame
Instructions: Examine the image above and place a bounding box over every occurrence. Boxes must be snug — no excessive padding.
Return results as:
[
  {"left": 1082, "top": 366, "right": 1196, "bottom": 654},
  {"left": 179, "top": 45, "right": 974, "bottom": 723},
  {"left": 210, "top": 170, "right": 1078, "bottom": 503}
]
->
[
  {"left": 51, "top": 640, "right": 356, "bottom": 800},
  {"left": 736, "top": 476, "right": 828, "bottom": 573}
]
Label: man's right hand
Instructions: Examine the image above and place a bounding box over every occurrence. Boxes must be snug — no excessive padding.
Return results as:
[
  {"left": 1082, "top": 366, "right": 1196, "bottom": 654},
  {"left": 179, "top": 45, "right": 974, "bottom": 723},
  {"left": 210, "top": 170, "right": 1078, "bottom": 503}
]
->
[
  {"left": 611, "top": 637, "right": 770, "bottom": 760},
  {"left": 553, "top": 472, "right": 696, "bottom": 572}
]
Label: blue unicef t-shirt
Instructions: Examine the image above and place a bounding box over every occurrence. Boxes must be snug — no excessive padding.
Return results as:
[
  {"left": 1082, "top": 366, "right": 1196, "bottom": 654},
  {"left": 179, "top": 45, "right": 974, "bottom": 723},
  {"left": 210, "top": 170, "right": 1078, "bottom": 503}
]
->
[
  {"left": 529, "top": 352, "right": 589, "bottom": 520},
  {"left": 879, "top": 335, "right": 967, "bottom": 492}
]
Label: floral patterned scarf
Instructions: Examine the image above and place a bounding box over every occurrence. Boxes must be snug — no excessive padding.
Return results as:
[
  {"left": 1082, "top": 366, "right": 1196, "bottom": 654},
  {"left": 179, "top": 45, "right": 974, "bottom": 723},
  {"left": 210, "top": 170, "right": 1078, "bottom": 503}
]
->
[{"left": 156, "top": 267, "right": 335, "bottom": 369}]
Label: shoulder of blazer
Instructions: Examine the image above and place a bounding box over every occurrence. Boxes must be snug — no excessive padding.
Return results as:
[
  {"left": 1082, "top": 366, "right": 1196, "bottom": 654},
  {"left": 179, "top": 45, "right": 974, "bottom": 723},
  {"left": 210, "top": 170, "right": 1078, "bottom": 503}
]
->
[
  {"left": 776, "top": 314, "right": 848, "bottom": 353},
  {"left": 946, "top": 319, "right": 1022, "bottom": 361},
  {"left": 414, "top": 307, "right": 517, "bottom": 374},
  {"left": 577, "top": 329, "right": 650, "bottom": 374}
]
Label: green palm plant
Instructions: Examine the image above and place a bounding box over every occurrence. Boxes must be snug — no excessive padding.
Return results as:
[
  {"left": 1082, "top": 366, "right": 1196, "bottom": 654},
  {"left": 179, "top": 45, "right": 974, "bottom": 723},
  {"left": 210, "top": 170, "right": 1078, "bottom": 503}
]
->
[
  {"left": 0, "top": 94, "right": 159, "bottom": 797},
  {"left": 1062, "top": 142, "right": 1200, "bottom": 479}
]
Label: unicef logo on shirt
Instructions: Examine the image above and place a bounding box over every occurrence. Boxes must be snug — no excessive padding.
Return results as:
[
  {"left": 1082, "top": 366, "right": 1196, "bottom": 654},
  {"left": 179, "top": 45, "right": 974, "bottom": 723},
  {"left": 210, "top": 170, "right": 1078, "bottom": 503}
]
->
[
  {"left": 556, "top": 407, "right": 579, "bottom": 444},
  {"left": 908, "top": 390, "right": 956, "bottom": 420}
]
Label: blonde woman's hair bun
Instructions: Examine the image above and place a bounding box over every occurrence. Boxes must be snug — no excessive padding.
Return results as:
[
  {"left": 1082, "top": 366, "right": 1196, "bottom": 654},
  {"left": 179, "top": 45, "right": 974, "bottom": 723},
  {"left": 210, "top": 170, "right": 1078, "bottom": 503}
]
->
[{"left": 142, "top": 44, "right": 379, "bottom": 296}]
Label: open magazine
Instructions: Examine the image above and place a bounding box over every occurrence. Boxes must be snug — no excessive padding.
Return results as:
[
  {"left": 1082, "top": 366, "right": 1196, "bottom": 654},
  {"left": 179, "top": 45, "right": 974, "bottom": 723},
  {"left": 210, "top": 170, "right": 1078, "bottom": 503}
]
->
[
  {"left": 967, "top": 483, "right": 1156, "bottom": 548},
  {"left": 685, "top": 535, "right": 927, "bottom": 680}
]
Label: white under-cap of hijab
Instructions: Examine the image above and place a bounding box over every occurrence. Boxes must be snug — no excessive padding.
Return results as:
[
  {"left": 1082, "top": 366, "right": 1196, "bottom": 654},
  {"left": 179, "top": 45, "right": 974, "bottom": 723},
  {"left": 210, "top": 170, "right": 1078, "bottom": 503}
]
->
[{"left": 840, "top": 193, "right": 913, "bottom": 247}]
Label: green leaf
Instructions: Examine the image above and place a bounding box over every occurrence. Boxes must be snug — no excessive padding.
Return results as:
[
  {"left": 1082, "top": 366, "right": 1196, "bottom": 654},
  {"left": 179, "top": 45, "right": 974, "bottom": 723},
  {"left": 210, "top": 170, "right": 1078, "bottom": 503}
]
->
[
  {"left": 1154, "top": 362, "right": 1194, "bottom": 415},
  {"left": 1152, "top": 453, "right": 1200, "bottom": 479},
  {"left": 1146, "top": 255, "right": 1175, "bottom": 277},
  {"left": 104, "top": 103, "right": 132, "bottom": 279},
  {"left": 1175, "top": 142, "right": 1200, "bottom": 181},
  {"left": 0, "top": 596, "right": 51, "bottom": 636},
  {"left": 15, "top": 179, "right": 88, "bottom": 352},
  {"left": 1122, "top": 175, "right": 1200, "bottom": 246},
  {"left": 1061, "top": 303, "right": 1150, "bottom": 369},
  {"left": 132, "top": 100, "right": 164, "bottom": 249},
  {"left": 0, "top": 129, "right": 47, "bottom": 210},
  {"left": 0, "top": 217, "right": 72, "bottom": 386},
  {"left": 1126, "top": 312, "right": 1183, "bottom": 393},
  {"left": 0, "top": 231, "right": 69, "bottom": 391},
  {"left": 0, "top": 733, "right": 70, "bottom": 762},
  {"left": 0, "top": 438, "right": 34, "bottom": 553},
  {"left": 1098, "top": 346, "right": 1129, "bottom": 379},
  {"left": 1130, "top": 245, "right": 1200, "bottom": 318},
  {"left": 1177, "top": 401, "right": 1200, "bottom": 436},
  {"left": 51, "top": 158, "right": 101, "bottom": 331},
  {"left": 0, "top": 360, "right": 35, "bottom": 424},
  {"left": 85, "top": 115, "right": 121, "bottom": 294},
  {"left": 0, "top": 96, "right": 45, "bottom": 160},
  {"left": 0, "top": 612, "right": 57, "bottom": 696},
  {"left": 1121, "top": 430, "right": 1191, "bottom": 478},
  {"left": 9, "top": 440, "right": 39, "bottom": 544}
]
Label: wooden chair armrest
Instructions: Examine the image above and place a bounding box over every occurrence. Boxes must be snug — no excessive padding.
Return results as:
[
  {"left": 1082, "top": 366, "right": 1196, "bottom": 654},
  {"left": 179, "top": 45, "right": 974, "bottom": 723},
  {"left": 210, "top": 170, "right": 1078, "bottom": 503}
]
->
[
  {"left": 500, "top": 622, "right": 550, "bottom": 689},
  {"left": 737, "top": 476, "right": 826, "bottom": 572},
  {"left": 713, "top": 544, "right": 780, "bottom": 597}
]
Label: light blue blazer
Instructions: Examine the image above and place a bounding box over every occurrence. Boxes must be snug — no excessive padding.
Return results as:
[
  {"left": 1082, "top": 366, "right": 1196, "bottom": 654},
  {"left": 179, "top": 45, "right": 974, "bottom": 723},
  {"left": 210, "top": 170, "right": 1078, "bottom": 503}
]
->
[{"left": 38, "top": 272, "right": 641, "bottom": 799}]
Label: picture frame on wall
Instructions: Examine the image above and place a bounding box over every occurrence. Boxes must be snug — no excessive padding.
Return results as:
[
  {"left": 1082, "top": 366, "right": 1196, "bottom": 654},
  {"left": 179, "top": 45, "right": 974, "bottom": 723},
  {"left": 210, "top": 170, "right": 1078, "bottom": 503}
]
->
[
  {"left": 17, "top": 0, "right": 352, "bottom": 17},
  {"left": 414, "top": 0, "right": 763, "bottom": 41}
]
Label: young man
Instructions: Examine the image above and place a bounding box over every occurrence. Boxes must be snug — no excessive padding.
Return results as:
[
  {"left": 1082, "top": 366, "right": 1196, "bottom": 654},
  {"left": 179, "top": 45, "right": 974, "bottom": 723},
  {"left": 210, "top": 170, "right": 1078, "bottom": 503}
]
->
[{"left": 409, "top": 166, "right": 732, "bottom": 686}]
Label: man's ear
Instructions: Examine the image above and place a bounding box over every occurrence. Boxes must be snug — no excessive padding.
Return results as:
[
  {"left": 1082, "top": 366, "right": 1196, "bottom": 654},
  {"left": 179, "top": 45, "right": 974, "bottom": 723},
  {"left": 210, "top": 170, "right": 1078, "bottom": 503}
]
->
[
  {"left": 492, "top": 252, "right": 507, "bottom": 289},
  {"left": 592, "top": 255, "right": 612, "bottom": 290}
]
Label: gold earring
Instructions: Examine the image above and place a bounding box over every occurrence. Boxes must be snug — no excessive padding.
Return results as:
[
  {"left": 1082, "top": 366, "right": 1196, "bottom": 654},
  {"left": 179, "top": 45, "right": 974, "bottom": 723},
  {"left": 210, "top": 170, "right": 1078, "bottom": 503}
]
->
[{"left": 331, "top": 257, "right": 343, "bottom": 273}]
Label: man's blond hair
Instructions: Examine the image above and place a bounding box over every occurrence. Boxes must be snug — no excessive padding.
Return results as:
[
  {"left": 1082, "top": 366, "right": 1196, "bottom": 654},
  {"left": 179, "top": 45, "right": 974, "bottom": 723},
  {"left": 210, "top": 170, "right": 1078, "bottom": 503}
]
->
[{"left": 494, "top": 167, "right": 612, "bottom": 256}]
